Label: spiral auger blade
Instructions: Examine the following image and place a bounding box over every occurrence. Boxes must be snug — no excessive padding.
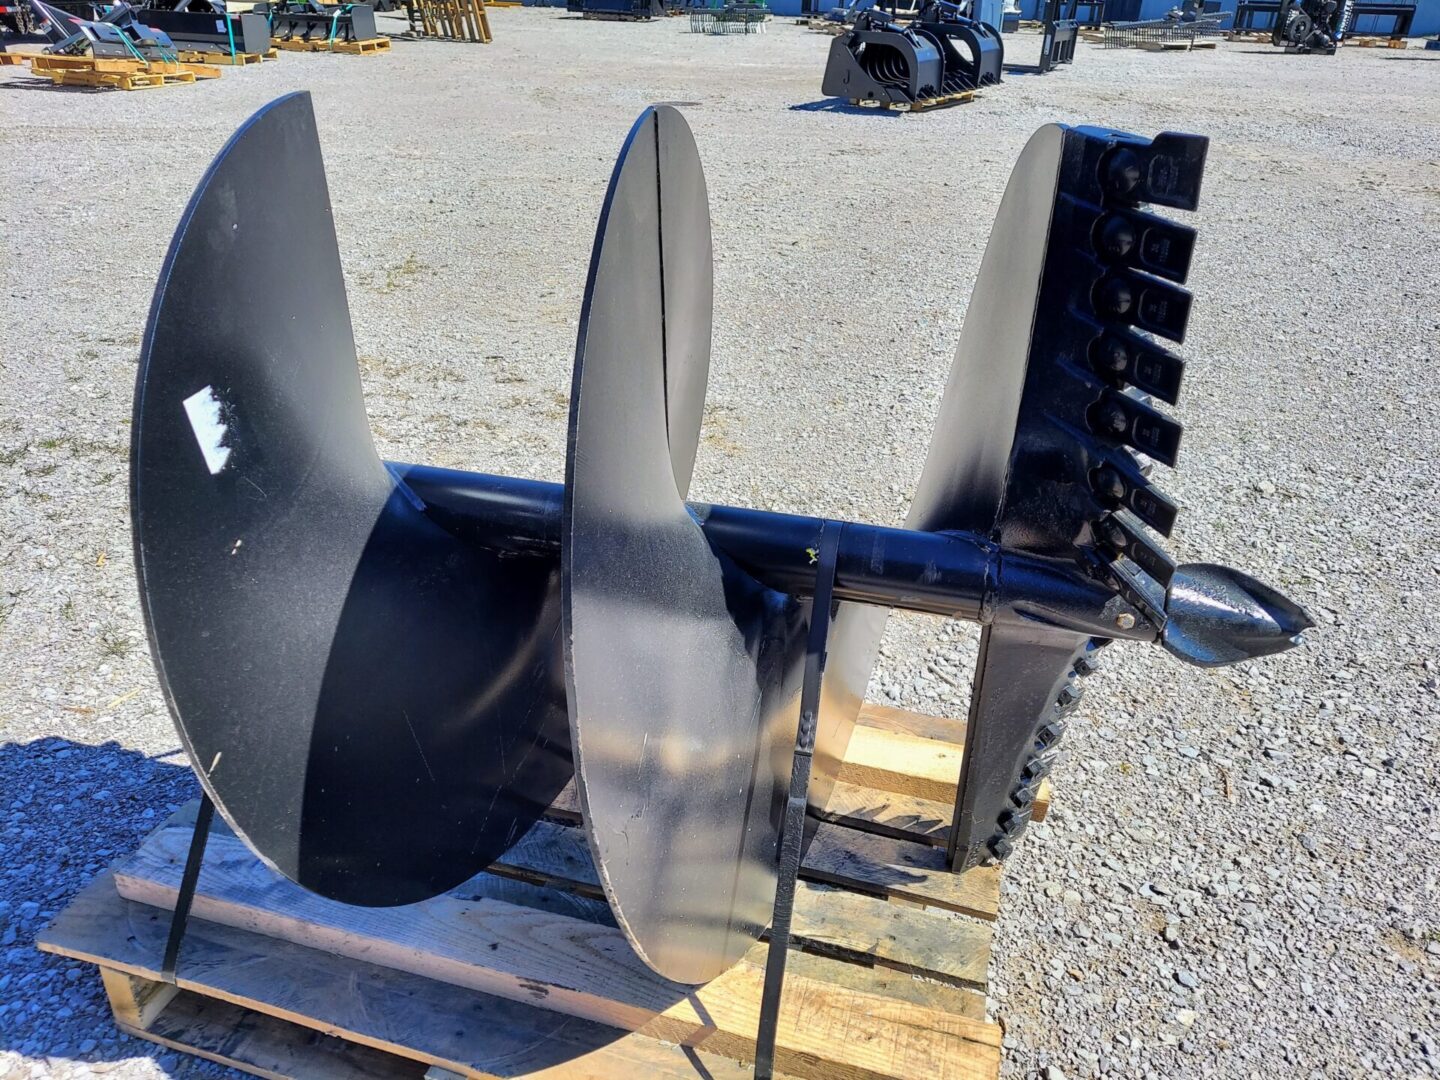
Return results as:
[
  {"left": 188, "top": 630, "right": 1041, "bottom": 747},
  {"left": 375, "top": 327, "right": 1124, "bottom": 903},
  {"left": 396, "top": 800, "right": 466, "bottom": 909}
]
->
[
  {"left": 908, "top": 124, "right": 1307, "bottom": 871},
  {"left": 132, "top": 92, "right": 571, "bottom": 907},
  {"left": 563, "top": 106, "right": 887, "bottom": 985}
]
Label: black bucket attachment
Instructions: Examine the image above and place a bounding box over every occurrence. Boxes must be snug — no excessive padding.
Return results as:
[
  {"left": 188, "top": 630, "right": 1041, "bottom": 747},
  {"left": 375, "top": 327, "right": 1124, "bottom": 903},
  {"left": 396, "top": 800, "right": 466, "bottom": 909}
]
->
[
  {"left": 136, "top": 5, "right": 271, "bottom": 54},
  {"left": 913, "top": 0, "right": 1004, "bottom": 90},
  {"left": 256, "top": 0, "right": 378, "bottom": 42},
  {"left": 822, "top": 5, "right": 1001, "bottom": 109},
  {"left": 132, "top": 94, "right": 1310, "bottom": 989}
]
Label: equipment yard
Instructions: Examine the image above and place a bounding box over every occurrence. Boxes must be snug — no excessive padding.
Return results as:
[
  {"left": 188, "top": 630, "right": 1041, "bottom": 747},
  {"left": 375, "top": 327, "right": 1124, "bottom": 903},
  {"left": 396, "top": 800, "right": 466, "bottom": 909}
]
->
[{"left": 2, "top": 11, "right": 1438, "bottom": 1080}]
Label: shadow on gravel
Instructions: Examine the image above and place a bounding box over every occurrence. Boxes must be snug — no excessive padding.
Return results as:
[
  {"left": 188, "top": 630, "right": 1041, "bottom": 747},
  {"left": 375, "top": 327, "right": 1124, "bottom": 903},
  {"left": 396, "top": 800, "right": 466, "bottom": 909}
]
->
[
  {"left": 0, "top": 737, "right": 237, "bottom": 1076},
  {"left": 789, "top": 98, "right": 906, "bottom": 116},
  {"left": 0, "top": 80, "right": 119, "bottom": 94}
]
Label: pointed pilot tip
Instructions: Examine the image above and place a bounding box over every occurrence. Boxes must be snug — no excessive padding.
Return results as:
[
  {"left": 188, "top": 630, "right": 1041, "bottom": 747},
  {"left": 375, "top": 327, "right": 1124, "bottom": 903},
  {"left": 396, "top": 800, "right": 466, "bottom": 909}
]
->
[{"left": 1160, "top": 563, "right": 1314, "bottom": 669}]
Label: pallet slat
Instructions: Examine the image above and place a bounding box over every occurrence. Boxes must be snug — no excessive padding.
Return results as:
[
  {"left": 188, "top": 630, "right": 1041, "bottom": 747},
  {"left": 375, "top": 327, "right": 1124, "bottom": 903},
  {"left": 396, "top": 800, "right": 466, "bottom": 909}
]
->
[
  {"left": 41, "top": 872, "right": 766, "bottom": 1080},
  {"left": 40, "top": 696, "right": 1022, "bottom": 1079},
  {"left": 272, "top": 35, "right": 391, "bottom": 53},
  {"left": 109, "top": 821, "right": 1001, "bottom": 1080}
]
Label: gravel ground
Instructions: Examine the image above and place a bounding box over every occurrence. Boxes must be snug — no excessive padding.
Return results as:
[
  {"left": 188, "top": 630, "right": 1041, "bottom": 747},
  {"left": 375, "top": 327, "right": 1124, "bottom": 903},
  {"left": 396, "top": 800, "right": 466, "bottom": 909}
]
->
[{"left": 2, "top": 13, "right": 1438, "bottom": 1079}]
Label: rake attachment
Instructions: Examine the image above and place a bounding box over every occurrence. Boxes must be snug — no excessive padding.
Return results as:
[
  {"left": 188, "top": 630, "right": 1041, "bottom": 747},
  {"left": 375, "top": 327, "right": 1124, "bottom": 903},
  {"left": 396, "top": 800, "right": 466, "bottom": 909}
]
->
[
  {"left": 131, "top": 94, "right": 1311, "bottom": 1009},
  {"left": 254, "top": 0, "right": 379, "bottom": 43},
  {"left": 821, "top": 2, "right": 1003, "bottom": 110}
]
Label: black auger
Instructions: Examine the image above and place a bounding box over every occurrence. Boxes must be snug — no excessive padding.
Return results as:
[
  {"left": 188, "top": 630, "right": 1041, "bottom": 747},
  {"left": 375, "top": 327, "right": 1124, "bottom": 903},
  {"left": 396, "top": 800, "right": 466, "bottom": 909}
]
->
[{"left": 130, "top": 96, "right": 1311, "bottom": 1013}]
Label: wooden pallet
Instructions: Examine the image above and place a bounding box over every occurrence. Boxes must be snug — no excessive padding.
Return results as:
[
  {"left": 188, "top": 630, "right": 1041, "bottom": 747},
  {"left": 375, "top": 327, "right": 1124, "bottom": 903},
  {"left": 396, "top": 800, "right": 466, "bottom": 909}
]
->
[
  {"left": 411, "top": 0, "right": 493, "bottom": 42},
  {"left": 0, "top": 52, "right": 27, "bottom": 65},
  {"left": 1224, "top": 30, "right": 1271, "bottom": 41},
  {"left": 28, "top": 52, "right": 220, "bottom": 78},
  {"left": 272, "top": 35, "right": 392, "bottom": 54},
  {"left": 904, "top": 87, "right": 978, "bottom": 112},
  {"left": 1347, "top": 35, "right": 1407, "bottom": 47},
  {"left": 39, "top": 703, "right": 1038, "bottom": 1080},
  {"left": 175, "top": 48, "right": 267, "bottom": 65},
  {"left": 39, "top": 66, "right": 198, "bottom": 89}
]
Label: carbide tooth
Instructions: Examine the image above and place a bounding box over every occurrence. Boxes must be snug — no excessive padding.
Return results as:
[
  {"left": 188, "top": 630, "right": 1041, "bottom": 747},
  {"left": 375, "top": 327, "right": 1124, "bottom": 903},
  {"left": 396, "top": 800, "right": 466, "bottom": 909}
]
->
[
  {"left": 1092, "top": 270, "right": 1193, "bottom": 343},
  {"left": 1011, "top": 779, "right": 1045, "bottom": 811},
  {"left": 1091, "top": 208, "right": 1197, "bottom": 284},
  {"left": 1056, "top": 683, "right": 1083, "bottom": 714},
  {"left": 1073, "top": 641, "right": 1105, "bottom": 677},
  {"left": 1100, "top": 132, "right": 1208, "bottom": 212},
  {"left": 1098, "top": 511, "right": 1177, "bottom": 589},
  {"left": 1033, "top": 720, "right": 1067, "bottom": 752},
  {"left": 997, "top": 806, "right": 1031, "bottom": 839},
  {"left": 986, "top": 834, "right": 1015, "bottom": 862},
  {"left": 1087, "top": 390, "right": 1183, "bottom": 468},
  {"left": 1088, "top": 331, "right": 1185, "bottom": 405},
  {"left": 1020, "top": 749, "right": 1061, "bottom": 785},
  {"left": 1090, "top": 455, "right": 1180, "bottom": 537}
]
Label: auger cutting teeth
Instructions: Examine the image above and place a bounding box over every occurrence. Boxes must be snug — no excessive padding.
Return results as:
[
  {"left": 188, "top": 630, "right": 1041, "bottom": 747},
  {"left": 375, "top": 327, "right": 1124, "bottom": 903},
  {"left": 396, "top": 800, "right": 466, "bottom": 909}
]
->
[
  {"left": 1089, "top": 332, "right": 1185, "bottom": 406},
  {"left": 1087, "top": 207, "right": 1198, "bottom": 283}
]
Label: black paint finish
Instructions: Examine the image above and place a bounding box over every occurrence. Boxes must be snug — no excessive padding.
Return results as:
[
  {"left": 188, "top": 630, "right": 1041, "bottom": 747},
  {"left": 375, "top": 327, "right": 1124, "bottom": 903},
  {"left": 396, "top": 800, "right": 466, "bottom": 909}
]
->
[{"left": 132, "top": 93, "right": 571, "bottom": 907}]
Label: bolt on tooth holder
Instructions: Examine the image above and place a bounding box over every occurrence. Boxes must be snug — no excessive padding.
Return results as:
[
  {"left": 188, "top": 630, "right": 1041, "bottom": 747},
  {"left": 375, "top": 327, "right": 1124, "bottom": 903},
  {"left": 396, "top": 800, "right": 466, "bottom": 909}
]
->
[{"left": 130, "top": 94, "right": 1313, "bottom": 1053}]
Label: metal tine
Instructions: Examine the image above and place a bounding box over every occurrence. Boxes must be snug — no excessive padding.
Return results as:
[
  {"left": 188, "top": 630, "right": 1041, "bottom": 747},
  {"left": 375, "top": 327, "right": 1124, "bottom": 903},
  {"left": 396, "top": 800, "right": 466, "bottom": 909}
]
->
[
  {"left": 1088, "top": 388, "right": 1183, "bottom": 468},
  {"left": 1098, "top": 509, "right": 1177, "bottom": 590},
  {"left": 1091, "top": 450, "right": 1180, "bottom": 536},
  {"left": 1087, "top": 204, "right": 1198, "bottom": 285},
  {"left": 1092, "top": 267, "right": 1193, "bottom": 344},
  {"left": 1088, "top": 328, "right": 1185, "bottom": 405}
]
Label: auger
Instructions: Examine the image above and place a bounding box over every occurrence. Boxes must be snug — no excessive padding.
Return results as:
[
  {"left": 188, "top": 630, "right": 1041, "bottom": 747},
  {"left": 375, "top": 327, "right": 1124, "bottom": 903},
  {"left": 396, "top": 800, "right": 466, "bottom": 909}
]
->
[{"left": 130, "top": 93, "right": 1310, "bottom": 1071}]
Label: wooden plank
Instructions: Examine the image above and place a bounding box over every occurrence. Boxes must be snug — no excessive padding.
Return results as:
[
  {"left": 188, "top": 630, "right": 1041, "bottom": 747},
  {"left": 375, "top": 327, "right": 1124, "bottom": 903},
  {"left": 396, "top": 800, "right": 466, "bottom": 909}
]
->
[
  {"left": 124, "top": 989, "right": 422, "bottom": 1080},
  {"left": 176, "top": 49, "right": 265, "bottom": 64},
  {"left": 41, "top": 873, "right": 781, "bottom": 1080},
  {"left": 491, "top": 818, "right": 989, "bottom": 984},
  {"left": 543, "top": 787, "right": 1007, "bottom": 916},
  {"left": 548, "top": 703, "right": 1063, "bottom": 848},
  {"left": 452, "top": 869, "right": 990, "bottom": 1022},
  {"left": 817, "top": 779, "right": 951, "bottom": 846},
  {"left": 30, "top": 53, "right": 143, "bottom": 72},
  {"left": 780, "top": 948, "right": 987, "bottom": 1022},
  {"left": 462, "top": 861, "right": 991, "bottom": 1019},
  {"left": 848, "top": 706, "right": 1052, "bottom": 825},
  {"left": 113, "top": 823, "right": 999, "bottom": 1080},
  {"left": 139, "top": 817, "right": 992, "bottom": 990},
  {"left": 840, "top": 725, "right": 963, "bottom": 803},
  {"left": 100, "top": 966, "right": 179, "bottom": 1029},
  {"left": 857, "top": 702, "right": 967, "bottom": 744},
  {"left": 802, "top": 826, "right": 1001, "bottom": 920}
]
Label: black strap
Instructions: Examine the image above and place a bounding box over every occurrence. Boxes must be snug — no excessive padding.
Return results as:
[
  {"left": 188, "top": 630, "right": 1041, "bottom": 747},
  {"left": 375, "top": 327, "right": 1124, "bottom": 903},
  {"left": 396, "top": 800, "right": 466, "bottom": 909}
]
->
[
  {"left": 161, "top": 792, "right": 215, "bottom": 985},
  {"left": 753, "top": 523, "right": 842, "bottom": 1080}
]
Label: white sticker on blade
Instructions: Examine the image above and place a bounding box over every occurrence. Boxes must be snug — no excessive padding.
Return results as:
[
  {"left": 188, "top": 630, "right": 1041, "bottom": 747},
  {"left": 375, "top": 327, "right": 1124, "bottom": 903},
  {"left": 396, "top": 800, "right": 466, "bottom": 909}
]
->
[{"left": 182, "top": 386, "right": 232, "bottom": 475}]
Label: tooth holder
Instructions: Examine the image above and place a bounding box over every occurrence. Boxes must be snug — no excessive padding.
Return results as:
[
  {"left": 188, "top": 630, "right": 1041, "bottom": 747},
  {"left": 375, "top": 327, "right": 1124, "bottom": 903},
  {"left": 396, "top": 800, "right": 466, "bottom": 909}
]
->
[{"left": 132, "top": 93, "right": 1311, "bottom": 1058}]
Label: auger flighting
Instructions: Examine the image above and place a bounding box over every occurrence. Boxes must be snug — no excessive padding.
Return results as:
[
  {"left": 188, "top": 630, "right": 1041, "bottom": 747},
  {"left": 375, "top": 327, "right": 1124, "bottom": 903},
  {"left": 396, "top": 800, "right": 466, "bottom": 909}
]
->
[{"left": 130, "top": 94, "right": 1311, "bottom": 997}]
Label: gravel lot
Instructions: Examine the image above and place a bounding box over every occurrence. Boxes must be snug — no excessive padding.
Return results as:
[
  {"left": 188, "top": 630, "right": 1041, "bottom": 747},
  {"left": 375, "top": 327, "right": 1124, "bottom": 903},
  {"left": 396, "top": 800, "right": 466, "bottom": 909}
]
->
[{"left": 2, "top": 13, "right": 1438, "bottom": 1079}]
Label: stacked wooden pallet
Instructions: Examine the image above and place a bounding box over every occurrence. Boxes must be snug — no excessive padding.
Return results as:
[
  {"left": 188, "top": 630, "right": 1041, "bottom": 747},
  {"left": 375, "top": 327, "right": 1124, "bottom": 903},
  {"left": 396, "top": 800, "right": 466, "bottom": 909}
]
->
[
  {"left": 40, "top": 702, "right": 1047, "bottom": 1079},
  {"left": 25, "top": 53, "right": 221, "bottom": 89},
  {"left": 174, "top": 47, "right": 276, "bottom": 64},
  {"left": 272, "top": 35, "right": 393, "bottom": 53},
  {"left": 409, "top": 0, "right": 493, "bottom": 42}
]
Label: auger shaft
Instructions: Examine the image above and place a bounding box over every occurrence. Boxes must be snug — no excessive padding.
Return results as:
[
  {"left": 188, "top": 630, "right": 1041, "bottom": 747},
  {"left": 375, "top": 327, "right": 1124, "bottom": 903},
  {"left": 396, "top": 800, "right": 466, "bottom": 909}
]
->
[{"left": 395, "top": 463, "right": 1157, "bottom": 642}]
